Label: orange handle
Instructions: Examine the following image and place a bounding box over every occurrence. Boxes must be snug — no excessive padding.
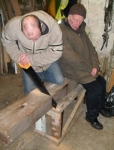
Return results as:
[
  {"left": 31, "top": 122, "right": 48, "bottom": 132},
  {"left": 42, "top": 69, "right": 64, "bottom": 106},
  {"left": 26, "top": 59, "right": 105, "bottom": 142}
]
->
[{"left": 18, "top": 63, "right": 31, "bottom": 69}]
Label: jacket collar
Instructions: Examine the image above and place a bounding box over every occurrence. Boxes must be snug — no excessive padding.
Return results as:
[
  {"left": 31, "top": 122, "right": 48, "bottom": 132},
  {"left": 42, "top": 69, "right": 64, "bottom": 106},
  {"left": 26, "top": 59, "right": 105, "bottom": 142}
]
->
[{"left": 63, "top": 18, "right": 82, "bottom": 34}]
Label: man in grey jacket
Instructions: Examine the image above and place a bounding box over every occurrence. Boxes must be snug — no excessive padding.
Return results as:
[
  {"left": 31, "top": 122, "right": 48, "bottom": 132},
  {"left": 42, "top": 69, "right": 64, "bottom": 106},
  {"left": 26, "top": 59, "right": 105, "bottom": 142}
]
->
[
  {"left": 59, "top": 4, "right": 112, "bottom": 130},
  {"left": 1, "top": 10, "right": 64, "bottom": 94}
]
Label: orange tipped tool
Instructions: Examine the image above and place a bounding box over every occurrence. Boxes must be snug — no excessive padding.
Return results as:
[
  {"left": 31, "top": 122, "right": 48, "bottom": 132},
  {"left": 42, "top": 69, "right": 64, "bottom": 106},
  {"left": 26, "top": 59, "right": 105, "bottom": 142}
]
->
[{"left": 18, "top": 63, "right": 31, "bottom": 69}]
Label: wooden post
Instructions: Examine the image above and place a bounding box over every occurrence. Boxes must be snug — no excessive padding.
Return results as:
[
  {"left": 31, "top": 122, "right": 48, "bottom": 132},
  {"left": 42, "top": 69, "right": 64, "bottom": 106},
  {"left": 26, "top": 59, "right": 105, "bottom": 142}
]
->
[
  {"left": 0, "top": 0, "right": 9, "bottom": 21},
  {"left": 100, "top": 57, "right": 108, "bottom": 77},
  {"left": 62, "top": 89, "right": 86, "bottom": 135},
  {"left": 36, "top": 84, "right": 86, "bottom": 145},
  {"left": 107, "top": 68, "right": 114, "bottom": 92},
  {"left": 10, "top": 0, "right": 22, "bottom": 16},
  {"left": 4, "top": 0, "right": 14, "bottom": 19},
  {"left": 51, "top": 112, "right": 63, "bottom": 139},
  {"left": 98, "top": 57, "right": 108, "bottom": 77}
]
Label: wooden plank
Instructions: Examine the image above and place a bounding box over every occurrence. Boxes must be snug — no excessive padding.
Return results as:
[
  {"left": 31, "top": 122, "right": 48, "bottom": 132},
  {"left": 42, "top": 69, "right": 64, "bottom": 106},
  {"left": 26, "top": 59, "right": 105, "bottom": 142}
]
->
[
  {"left": 35, "top": 103, "right": 86, "bottom": 146},
  {"left": 35, "top": 84, "right": 86, "bottom": 145},
  {"left": 0, "top": 41, "right": 8, "bottom": 74},
  {"left": 101, "top": 57, "right": 108, "bottom": 77},
  {"left": 51, "top": 112, "right": 63, "bottom": 139},
  {"left": 0, "top": 0, "right": 9, "bottom": 21},
  {"left": 62, "top": 89, "right": 86, "bottom": 135},
  {"left": 3, "top": 48, "right": 10, "bottom": 73},
  {"left": 30, "top": 0, "right": 35, "bottom": 11},
  {"left": 4, "top": 0, "right": 14, "bottom": 19},
  {"left": 107, "top": 69, "right": 114, "bottom": 92},
  {"left": 0, "top": 40, "right": 3, "bottom": 74},
  {"left": 66, "top": 80, "right": 78, "bottom": 94},
  {"left": 10, "top": 0, "right": 22, "bottom": 16},
  {"left": 0, "top": 6, "right": 10, "bottom": 73},
  {"left": 0, "top": 89, "right": 50, "bottom": 144},
  {"left": 0, "top": 79, "right": 70, "bottom": 144},
  {"left": 35, "top": 130, "right": 59, "bottom": 145},
  {"left": 51, "top": 84, "right": 84, "bottom": 113},
  {"left": 99, "top": 57, "right": 108, "bottom": 77}
]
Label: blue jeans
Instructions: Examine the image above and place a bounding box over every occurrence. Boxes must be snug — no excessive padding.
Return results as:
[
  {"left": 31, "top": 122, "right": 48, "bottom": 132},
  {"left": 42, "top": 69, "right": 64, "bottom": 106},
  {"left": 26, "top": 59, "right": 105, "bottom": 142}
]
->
[{"left": 22, "top": 61, "right": 65, "bottom": 95}]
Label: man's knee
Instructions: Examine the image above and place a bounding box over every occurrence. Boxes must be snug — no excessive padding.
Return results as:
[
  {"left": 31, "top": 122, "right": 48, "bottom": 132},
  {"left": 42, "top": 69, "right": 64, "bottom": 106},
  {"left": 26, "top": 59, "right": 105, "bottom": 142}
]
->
[
  {"left": 97, "top": 75, "right": 106, "bottom": 87},
  {"left": 56, "top": 76, "right": 65, "bottom": 85},
  {"left": 83, "top": 80, "right": 103, "bottom": 98}
]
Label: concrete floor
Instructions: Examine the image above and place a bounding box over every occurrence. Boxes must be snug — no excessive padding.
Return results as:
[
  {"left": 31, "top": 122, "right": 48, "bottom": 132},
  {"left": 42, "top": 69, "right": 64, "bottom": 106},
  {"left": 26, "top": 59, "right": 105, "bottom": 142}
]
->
[{"left": 0, "top": 74, "right": 114, "bottom": 150}]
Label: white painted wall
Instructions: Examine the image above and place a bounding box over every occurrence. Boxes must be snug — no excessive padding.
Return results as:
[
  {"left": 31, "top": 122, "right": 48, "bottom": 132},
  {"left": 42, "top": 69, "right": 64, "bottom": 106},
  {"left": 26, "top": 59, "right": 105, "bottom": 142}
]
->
[
  {"left": 81, "top": 0, "right": 114, "bottom": 81},
  {"left": 81, "top": 0, "right": 114, "bottom": 54}
]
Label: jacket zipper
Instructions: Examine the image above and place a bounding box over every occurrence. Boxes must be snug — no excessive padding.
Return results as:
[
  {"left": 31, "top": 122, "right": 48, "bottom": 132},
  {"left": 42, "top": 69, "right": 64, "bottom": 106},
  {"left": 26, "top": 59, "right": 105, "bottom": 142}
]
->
[
  {"left": 33, "top": 42, "right": 44, "bottom": 72},
  {"left": 33, "top": 42, "right": 35, "bottom": 54}
]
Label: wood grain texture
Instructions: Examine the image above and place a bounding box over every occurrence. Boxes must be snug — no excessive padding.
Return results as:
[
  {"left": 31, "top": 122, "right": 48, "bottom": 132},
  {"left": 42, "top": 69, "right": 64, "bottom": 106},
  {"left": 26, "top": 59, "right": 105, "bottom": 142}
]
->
[{"left": 0, "top": 79, "right": 70, "bottom": 144}]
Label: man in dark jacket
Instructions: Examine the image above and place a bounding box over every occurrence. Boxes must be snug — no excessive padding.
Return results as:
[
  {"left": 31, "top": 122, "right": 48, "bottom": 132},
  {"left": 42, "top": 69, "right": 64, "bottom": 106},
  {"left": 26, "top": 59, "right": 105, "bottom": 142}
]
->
[{"left": 59, "top": 3, "right": 112, "bottom": 130}]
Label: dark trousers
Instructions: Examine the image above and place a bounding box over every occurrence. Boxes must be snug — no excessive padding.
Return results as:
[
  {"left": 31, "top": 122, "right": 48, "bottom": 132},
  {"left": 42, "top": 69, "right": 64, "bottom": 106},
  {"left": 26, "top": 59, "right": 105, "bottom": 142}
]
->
[{"left": 82, "top": 75, "right": 106, "bottom": 120}]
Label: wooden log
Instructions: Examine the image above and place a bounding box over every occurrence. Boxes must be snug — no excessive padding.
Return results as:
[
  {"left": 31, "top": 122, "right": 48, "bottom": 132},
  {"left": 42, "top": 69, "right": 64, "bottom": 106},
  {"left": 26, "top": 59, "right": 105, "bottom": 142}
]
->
[{"left": 0, "top": 79, "right": 70, "bottom": 145}]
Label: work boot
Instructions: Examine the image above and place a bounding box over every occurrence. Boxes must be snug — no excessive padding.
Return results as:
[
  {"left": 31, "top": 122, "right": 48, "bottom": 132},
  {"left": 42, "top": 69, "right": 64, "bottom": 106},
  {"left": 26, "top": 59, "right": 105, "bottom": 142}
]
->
[
  {"left": 99, "top": 108, "right": 112, "bottom": 118},
  {"left": 85, "top": 117, "right": 103, "bottom": 130}
]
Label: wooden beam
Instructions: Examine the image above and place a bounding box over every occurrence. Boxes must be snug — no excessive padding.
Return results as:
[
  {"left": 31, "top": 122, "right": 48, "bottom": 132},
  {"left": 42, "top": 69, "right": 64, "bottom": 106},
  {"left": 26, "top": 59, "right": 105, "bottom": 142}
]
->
[
  {"left": 35, "top": 84, "right": 86, "bottom": 145},
  {"left": 62, "top": 89, "right": 86, "bottom": 135},
  {"left": 99, "top": 57, "right": 108, "bottom": 77},
  {"left": 0, "top": 0, "right": 9, "bottom": 21},
  {"left": 51, "top": 112, "right": 63, "bottom": 139},
  {"left": 10, "top": 0, "right": 22, "bottom": 16},
  {"left": 0, "top": 89, "right": 50, "bottom": 144},
  {"left": 0, "top": 79, "right": 70, "bottom": 144},
  {"left": 4, "top": 0, "right": 14, "bottom": 19},
  {"left": 107, "top": 69, "right": 114, "bottom": 92},
  {"left": 51, "top": 84, "right": 84, "bottom": 113}
]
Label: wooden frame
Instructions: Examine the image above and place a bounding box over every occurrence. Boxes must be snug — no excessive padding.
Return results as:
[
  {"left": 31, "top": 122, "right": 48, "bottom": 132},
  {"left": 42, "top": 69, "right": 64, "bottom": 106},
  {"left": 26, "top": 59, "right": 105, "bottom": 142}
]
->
[
  {"left": 35, "top": 84, "right": 86, "bottom": 145},
  {"left": 0, "top": 79, "right": 70, "bottom": 145}
]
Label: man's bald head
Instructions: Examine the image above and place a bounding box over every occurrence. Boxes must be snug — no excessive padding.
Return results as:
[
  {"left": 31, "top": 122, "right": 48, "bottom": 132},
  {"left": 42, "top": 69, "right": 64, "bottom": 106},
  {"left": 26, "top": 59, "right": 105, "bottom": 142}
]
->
[{"left": 21, "top": 15, "right": 41, "bottom": 42}]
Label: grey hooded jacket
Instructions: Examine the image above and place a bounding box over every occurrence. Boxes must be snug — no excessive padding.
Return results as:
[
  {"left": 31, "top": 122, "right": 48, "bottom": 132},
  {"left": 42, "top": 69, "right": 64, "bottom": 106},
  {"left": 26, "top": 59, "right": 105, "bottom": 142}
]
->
[{"left": 1, "top": 11, "right": 63, "bottom": 72}]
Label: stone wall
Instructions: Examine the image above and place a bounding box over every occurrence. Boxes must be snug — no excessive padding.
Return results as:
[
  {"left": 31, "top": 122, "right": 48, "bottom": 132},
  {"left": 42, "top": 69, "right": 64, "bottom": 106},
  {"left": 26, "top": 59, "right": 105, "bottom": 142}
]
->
[
  {"left": 81, "top": 0, "right": 114, "bottom": 53},
  {"left": 81, "top": 0, "right": 114, "bottom": 82}
]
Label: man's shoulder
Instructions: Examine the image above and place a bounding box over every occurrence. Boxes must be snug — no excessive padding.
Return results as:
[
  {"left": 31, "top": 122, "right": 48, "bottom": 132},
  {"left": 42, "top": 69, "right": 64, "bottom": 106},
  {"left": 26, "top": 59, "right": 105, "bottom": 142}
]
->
[
  {"left": 60, "top": 19, "right": 69, "bottom": 31},
  {"left": 6, "top": 16, "right": 21, "bottom": 30}
]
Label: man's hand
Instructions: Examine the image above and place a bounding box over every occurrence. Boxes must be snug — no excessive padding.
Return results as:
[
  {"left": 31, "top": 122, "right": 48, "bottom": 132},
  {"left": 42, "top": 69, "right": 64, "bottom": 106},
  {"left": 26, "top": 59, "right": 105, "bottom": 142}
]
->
[
  {"left": 91, "top": 68, "right": 97, "bottom": 76},
  {"left": 18, "top": 54, "right": 29, "bottom": 66}
]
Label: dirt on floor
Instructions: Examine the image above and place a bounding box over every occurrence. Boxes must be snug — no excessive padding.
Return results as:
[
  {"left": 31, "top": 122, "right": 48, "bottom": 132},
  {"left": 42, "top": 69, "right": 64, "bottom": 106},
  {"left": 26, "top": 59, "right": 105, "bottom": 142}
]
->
[{"left": 0, "top": 73, "right": 24, "bottom": 111}]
